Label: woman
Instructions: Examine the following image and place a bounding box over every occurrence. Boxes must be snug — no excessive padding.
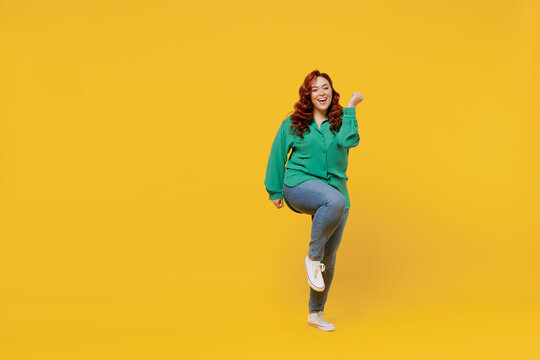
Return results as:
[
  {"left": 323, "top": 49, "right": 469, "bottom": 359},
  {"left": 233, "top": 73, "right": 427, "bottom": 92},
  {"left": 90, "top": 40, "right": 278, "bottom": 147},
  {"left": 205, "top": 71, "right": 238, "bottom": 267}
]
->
[{"left": 264, "top": 69, "right": 363, "bottom": 332}]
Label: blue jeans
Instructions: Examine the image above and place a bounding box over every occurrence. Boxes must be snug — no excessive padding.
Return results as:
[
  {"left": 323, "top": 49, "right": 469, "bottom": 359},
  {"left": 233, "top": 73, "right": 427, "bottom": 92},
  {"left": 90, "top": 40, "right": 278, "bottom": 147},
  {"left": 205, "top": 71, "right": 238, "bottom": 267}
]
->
[{"left": 282, "top": 179, "right": 349, "bottom": 313}]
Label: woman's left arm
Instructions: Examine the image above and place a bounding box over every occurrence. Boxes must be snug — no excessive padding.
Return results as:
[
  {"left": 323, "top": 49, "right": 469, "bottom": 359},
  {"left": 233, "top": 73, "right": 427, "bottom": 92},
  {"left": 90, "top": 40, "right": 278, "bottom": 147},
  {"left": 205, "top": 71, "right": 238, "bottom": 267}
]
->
[{"left": 336, "top": 92, "right": 363, "bottom": 148}]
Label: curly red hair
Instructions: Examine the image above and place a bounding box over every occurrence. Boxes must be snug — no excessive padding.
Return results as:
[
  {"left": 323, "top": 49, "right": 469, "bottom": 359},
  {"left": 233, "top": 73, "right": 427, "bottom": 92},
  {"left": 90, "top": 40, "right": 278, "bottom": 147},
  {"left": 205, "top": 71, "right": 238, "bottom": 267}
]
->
[{"left": 289, "top": 70, "right": 343, "bottom": 138}]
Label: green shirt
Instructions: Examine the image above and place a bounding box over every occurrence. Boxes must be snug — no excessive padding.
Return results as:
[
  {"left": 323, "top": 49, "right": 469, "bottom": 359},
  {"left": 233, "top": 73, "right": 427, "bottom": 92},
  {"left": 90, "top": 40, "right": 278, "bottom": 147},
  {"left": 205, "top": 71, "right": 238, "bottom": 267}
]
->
[{"left": 264, "top": 107, "right": 360, "bottom": 213}]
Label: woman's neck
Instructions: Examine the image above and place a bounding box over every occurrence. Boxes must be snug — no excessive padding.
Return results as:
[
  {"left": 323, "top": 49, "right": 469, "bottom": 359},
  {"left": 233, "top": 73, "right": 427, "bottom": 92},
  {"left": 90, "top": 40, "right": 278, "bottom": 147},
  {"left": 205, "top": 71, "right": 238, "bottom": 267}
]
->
[{"left": 313, "top": 108, "right": 327, "bottom": 123}]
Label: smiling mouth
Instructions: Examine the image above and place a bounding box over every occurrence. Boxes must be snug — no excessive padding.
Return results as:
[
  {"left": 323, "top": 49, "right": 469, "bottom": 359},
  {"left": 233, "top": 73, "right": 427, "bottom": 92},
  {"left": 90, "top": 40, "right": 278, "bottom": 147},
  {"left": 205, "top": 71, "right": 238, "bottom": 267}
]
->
[{"left": 317, "top": 98, "right": 327, "bottom": 104}]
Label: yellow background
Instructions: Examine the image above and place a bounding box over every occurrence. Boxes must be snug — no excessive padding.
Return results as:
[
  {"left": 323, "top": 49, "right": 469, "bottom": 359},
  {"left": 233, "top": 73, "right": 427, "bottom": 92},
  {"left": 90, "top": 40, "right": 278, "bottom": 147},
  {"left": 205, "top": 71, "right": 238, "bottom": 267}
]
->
[{"left": 1, "top": 0, "right": 539, "bottom": 358}]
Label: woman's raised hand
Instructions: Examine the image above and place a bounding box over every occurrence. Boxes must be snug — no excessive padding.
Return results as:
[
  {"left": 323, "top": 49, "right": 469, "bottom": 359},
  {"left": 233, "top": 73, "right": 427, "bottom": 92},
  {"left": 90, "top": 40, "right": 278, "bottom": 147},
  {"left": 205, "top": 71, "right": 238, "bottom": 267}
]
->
[
  {"left": 271, "top": 198, "right": 284, "bottom": 209},
  {"left": 347, "top": 92, "right": 364, "bottom": 107}
]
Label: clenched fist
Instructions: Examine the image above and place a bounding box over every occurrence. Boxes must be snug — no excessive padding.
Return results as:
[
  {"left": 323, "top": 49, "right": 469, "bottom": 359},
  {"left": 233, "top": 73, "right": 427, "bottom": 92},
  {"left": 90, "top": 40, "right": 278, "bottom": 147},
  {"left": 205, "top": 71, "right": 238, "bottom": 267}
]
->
[
  {"left": 347, "top": 92, "right": 363, "bottom": 107},
  {"left": 271, "top": 198, "right": 284, "bottom": 209}
]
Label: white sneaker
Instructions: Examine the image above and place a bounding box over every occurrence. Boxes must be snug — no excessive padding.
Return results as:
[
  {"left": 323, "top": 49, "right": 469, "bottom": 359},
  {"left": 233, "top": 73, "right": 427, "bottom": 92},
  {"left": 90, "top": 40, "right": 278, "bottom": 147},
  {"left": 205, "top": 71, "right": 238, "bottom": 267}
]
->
[
  {"left": 304, "top": 255, "right": 325, "bottom": 292},
  {"left": 307, "top": 311, "right": 335, "bottom": 331}
]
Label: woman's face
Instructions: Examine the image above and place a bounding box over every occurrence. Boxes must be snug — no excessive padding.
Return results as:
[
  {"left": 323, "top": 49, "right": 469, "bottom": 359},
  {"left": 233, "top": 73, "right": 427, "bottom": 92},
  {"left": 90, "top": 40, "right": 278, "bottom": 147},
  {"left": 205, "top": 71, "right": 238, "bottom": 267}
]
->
[{"left": 310, "top": 76, "right": 332, "bottom": 113}]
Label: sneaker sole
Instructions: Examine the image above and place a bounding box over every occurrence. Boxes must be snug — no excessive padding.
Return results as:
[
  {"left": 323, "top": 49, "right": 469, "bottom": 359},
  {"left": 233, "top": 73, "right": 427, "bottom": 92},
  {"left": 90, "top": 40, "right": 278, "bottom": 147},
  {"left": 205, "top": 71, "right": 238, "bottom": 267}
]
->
[
  {"left": 307, "top": 321, "right": 335, "bottom": 331},
  {"left": 304, "top": 257, "right": 325, "bottom": 292}
]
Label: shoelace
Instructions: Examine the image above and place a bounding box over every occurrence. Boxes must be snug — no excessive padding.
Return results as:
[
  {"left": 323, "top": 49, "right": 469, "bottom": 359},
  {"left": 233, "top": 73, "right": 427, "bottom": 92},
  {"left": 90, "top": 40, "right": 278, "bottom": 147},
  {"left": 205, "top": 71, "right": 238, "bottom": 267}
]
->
[
  {"left": 311, "top": 262, "right": 325, "bottom": 277},
  {"left": 316, "top": 312, "right": 331, "bottom": 325}
]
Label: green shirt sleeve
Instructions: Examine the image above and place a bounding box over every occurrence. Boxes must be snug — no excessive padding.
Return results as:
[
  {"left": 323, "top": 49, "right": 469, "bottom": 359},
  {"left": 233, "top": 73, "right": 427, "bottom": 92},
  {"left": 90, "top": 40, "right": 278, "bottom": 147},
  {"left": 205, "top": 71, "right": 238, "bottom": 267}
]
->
[
  {"left": 264, "top": 120, "right": 293, "bottom": 200},
  {"left": 336, "top": 107, "right": 360, "bottom": 148}
]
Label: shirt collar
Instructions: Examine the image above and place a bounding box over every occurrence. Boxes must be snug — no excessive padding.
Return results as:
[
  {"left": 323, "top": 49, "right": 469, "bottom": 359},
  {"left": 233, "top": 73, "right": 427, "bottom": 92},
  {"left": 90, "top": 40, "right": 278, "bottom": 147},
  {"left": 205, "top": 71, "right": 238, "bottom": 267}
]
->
[{"left": 310, "top": 118, "right": 328, "bottom": 128}]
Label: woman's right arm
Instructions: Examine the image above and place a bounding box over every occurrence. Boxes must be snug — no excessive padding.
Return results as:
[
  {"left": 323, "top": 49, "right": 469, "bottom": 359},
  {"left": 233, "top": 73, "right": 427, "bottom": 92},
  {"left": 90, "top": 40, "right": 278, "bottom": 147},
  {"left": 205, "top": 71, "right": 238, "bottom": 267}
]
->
[{"left": 264, "top": 121, "right": 292, "bottom": 202}]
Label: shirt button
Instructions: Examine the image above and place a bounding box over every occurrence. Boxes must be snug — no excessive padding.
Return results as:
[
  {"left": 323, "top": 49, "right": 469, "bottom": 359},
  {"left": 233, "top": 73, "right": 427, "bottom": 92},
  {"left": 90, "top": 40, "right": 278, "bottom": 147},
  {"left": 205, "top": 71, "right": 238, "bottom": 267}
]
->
[
  {"left": 323, "top": 167, "right": 326, "bottom": 170},
  {"left": 323, "top": 150, "right": 326, "bottom": 153}
]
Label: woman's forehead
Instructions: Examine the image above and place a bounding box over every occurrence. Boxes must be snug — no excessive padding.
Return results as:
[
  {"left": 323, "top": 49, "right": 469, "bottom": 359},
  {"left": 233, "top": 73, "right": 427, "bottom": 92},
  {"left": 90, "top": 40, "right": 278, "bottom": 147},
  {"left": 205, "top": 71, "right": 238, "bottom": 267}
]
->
[{"left": 312, "top": 77, "right": 330, "bottom": 87}]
